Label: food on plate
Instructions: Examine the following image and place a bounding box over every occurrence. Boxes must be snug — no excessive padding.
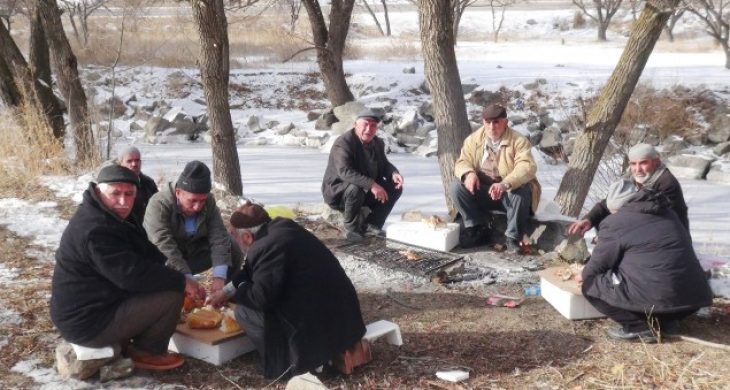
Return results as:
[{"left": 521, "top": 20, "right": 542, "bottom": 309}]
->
[
  {"left": 186, "top": 308, "right": 224, "bottom": 329},
  {"left": 220, "top": 310, "right": 241, "bottom": 334}
]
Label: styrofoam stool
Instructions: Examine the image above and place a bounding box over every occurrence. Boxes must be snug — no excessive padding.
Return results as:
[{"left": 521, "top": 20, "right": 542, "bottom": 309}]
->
[
  {"left": 386, "top": 222, "right": 460, "bottom": 252},
  {"left": 363, "top": 320, "right": 403, "bottom": 346},
  {"left": 538, "top": 267, "right": 605, "bottom": 320},
  {"left": 168, "top": 330, "right": 256, "bottom": 366}
]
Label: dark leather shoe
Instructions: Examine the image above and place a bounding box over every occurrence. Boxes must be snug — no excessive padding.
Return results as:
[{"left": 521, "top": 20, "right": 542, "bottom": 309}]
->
[
  {"left": 606, "top": 327, "right": 657, "bottom": 343},
  {"left": 505, "top": 239, "right": 521, "bottom": 255},
  {"left": 344, "top": 230, "right": 365, "bottom": 243},
  {"left": 364, "top": 224, "right": 385, "bottom": 237}
]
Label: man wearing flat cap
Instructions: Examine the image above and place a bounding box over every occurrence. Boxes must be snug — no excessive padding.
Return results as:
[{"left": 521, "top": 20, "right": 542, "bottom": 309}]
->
[
  {"left": 322, "top": 108, "right": 404, "bottom": 242},
  {"left": 115, "top": 146, "right": 158, "bottom": 222},
  {"left": 144, "top": 160, "right": 242, "bottom": 295},
  {"left": 578, "top": 184, "right": 711, "bottom": 342},
  {"left": 568, "top": 143, "right": 689, "bottom": 237},
  {"left": 452, "top": 103, "right": 541, "bottom": 253},
  {"left": 51, "top": 165, "right": 201, "bottom": 371},
  {"left": 208, "top": 203, "right": 366, "bottom": 379}
]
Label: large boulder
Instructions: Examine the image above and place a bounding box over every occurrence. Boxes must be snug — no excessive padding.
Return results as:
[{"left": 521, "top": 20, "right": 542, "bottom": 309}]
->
[
  {"left": 99, "top": 96, "right": 126, "bottom": 119},
  {"left": 397, "top": 109, "right": 420, "bottom": 134},
  {"left": 144, "top": 116, "right": 171, "bottom": 143},
  {"left": 707, "top": 111, "right": 730, "bottom": 144},
  {"left": 713, "top": 141, "right": 730, "bottom": 156},
  {"left": 539, "top": 125, "right": 562, "bottom": 154},
  {"left": 706, "top": 161, "right": 730, "bottom": 185},
  {"left": 666, "top": 154, "right": 715, "bottom": 180},
  {"left": 554, "top": 237, "right": 589, "bottom": 264},
  {"left": 418, "top": 101, "right": 434, "bottom": 122},
  {"left": 315, "top": 112, "right": 338, "bottom": 130},
  {"left": 468, "top": 89, "right": 502, "bottom": 107},
  {"left": 333, "top": 101, "right": 366, "bottom": 124}
]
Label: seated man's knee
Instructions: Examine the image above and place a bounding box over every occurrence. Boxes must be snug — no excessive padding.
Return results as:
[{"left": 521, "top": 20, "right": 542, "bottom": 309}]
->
[
  {"left": 343, "top": 183, "right": 365, "bottom": 201},
  {"left": 450, "top": 180, "right": 467, "bottom": 197}
]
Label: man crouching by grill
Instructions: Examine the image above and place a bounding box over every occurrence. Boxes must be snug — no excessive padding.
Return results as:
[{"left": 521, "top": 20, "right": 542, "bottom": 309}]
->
[
  {"left": 51, "top": 165, "right": 205, "bottom": 373},
  {"left": 207, "top": 203, "right": 366, "bottom": 379}
]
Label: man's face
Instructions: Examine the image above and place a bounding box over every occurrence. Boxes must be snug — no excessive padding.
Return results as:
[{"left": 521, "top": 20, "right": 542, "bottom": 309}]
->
[
  {"left": 175, "top": 188, "right": 209, "bottom": 216},
  {"left": 119, "top": 152, "right": 142, "bottom": 176},
  {"left": 630, "top": 158, "right": 661, "bottom": 184},
  {"left": 233, "top": 229, "right": 254, "bottom": 252},
  {"left": 484, "top": 118, "right": 507, "bottom": 142},
  {"left": 97, "top": 182, "right": 136, "bottom": 219},
  {"left": 354, "top": 118, "right": 378, "bottom": 144}
]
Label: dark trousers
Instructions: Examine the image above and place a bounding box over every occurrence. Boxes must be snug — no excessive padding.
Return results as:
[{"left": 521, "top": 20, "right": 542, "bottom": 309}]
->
[
  {"left": 582, "top": 278, "right": 697, "bottom": 332},
  {"left": 84, "top": 290, "right": 184, "bottom": 353},
  {"left": 450, "top": 180, "right": 532, "bottom": 240},
  {"left": 185, "top": 236, "right": 244, "bottom": 280},
  {"left": 331, "top": 181, "right": 402, "bottom": 233},
  {"left": 234, "top": 304, "right": 266, "bottom": 359}
]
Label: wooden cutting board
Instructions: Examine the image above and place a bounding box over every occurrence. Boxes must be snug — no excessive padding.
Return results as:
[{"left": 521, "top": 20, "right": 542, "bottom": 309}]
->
[
  {"left": 175, "top": 322, "right": 245, "bottom": 345},
  {"left": 538, "top": 266, "right": 584, "bottom": 296}
]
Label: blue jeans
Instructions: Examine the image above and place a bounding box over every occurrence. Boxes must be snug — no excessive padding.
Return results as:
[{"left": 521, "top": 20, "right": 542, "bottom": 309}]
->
[{"left": 450, "top": 180, "right": 532, "bottom": 240}]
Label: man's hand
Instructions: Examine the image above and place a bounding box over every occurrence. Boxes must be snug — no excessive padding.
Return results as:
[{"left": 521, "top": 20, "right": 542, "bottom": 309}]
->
[
  {"left": 184, "top": 278, "right": 206, "bottom": 300},
  {"left": 464, "top": 172, "right": 480, "bottom": 195},
  {"left": 211, "top": 277, "right": 225, "bottom": 295},
  {"left": 371, "top": 182, "right": 388, "bottom": 203},
  {"left": 567, "top": 219, "right": 592, "bottom": 236},
  {"left": 206, "top": 289, "right": 229, "bottom": 308},
  {"left": 392, "top": 172, "right": 404, "bottom": 190},
  {"left": 488, "top": 182, "right": 506, "bottom": 201}
]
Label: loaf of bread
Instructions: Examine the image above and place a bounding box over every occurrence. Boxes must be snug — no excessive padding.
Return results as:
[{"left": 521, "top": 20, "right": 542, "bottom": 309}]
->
[
  {"left": 186, "top": 308, "right": 224, "bottom": 329},
  {"left": 220, "top": 311, "right": 241, "bottom": 334}
]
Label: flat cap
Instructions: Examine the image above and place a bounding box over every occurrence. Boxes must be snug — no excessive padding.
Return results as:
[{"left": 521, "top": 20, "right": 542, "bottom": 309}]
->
[
  {"left": 482, "top": 104, "right": 507, "bottom": 121},
  {"left": 356, "top": 108, "right": 382, "bottom": 123},
  {"left": 96, "top": 165, "right": 140, "bottom": 186},
  {"left": 628, "top": 143, "right": 659, "bottom": 161}
]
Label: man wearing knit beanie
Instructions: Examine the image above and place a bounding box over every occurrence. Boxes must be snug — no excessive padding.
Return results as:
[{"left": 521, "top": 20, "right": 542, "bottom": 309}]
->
[
  {"left": 568, "top": 142, "right": 689, "bottom": 237},
  {"left": 116, "top": 146, "right": 158, "bottom": 222},
  {"left": 144, "top": 160, "right": 242, "bottom": 295},
  {"left": 208, "top": 202, "right": 366, "bottom": 380}
]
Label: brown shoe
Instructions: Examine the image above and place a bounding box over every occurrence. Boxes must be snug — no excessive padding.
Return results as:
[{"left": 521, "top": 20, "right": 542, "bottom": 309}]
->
[{"left": 126, "top": 346, "right": 184, "bottom": 371}]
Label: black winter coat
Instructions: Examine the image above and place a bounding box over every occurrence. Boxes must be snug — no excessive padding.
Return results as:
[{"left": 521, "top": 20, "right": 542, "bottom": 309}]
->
[
  {"left": 232, "top": 218, "right": 366, "bottom": 379},
  {"left": 321, "top": 129, "right": 398, "bottom": 205},
  {"left": 51, "top": 184, "right": 185, "bottom": 344},
  {"left": 581, "top": 190, "right": 712, "bottom": 314},
  {"left": 584, "top": 169, "right": 689, "bottom": 231},
  {"left": 131, "top": 172, "right": 158, "bottom": 223}
]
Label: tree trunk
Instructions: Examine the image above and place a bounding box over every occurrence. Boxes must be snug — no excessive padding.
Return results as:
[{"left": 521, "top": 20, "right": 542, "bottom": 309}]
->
[
  {"left": 191, "top": 0, "right": 242, "bottom": 196},
  {"left": 362, "top": 0, "right": 384, "bottom": 36},
  {"left": 29, "top": 6, "right": 65, "bottom": 139},
  {"left": 302, "top": 0, "right": 355, "bottom": 107},
  {"left": 0, "top": 56, "right": 20, "bottom": 106},
  {"left": 597, "top": 22, "right": 608, "bottom": 40},
  {"left": 381, "top": 0, "right": 391, "bottom": 36},
  {"left": 37, "top": 0, "right": 96, "bottom": 165},
  {"left": 0, "top": 14, "right": 65, "bottom": 139},
  {"left": 555, "top": 0, "right": 679, "bottom": 217},
  {"left": 418, "top": 0, "right": 472, "bottom": 213},
  {"left": 724, "top": 45, "right": 730, "bottom": 70}
]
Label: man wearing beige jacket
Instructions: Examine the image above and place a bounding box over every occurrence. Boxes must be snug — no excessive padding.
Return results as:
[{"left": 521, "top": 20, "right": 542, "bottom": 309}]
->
[{"left": 451, "top": 104, "right": 541, "bottom": 252}]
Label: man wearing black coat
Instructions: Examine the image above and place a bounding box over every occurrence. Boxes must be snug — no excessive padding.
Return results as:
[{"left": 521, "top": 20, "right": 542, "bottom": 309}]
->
[
  {"left": 321, "top": 109, "right": 404, "bottom": 242},
  {"left": 117, "top": 146, "right": 158, "bottom": 222},
  {"left": 568, "top": 143, "right": 689, "bottom": 236},
  {"left": 208, "top": 203, "right": 366, "bottom": 379},
  {"left": 580, "top": 185, "right": 712, "bottom": 342},
  {"left": 51, "top": 165, "right": 202, "bottom": 371}
]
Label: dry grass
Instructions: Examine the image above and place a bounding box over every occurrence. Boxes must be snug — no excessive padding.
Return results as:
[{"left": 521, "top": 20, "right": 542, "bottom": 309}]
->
[
  {"left": 0, "top": 86, "right": 72, "bottom": 199},
  {"left": 348, "top": 39, "right": 422, "bottom": 61}
]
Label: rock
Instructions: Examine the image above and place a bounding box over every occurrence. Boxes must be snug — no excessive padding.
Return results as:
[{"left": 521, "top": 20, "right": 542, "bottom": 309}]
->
[
  {"left": 707, "top": 112, "right": 730, "bottom": 144},
  {"left": 468, "top": 89, "right": 502, "bottom": 107},
  {"left": 523, "top": 78, "right": 547, "bottom": 90},
  {"left": 706, "top": 162, "right": 730, "bottom": 185},
  {"left": 55, "top": 341, "right": 114, "bottom": 380},
  {"left": 538, "top": 113, "right": 554, "bottom": 128},
  {"left": 86, "top": 72, "right": 102, "bottom": 82},
  {"left": 333, "top": 101, "right": 366, "bottom": 124},
  {"left": 129, "top": 121, "right": 144, "bottom": 132},
  {"left": 282, "top": 134, "right": 306, "bottom": 146},
  {"left": 554, "top": 237, "right": 589, "bottom": 264},
  {"left": 461, "top": 84, "right": 479, "bottom": 95},
  {"left": 306, "top": 135, "right": 328, "bottom": 148},
  {"left": 563, "top": 137, "right": 576, "bottom": 157},
  {"left": 100, "top": 96, "right": 126, "bottom": 119},
  {"left": 713, "top": 141, "right": 730, "bottom": 156},
  {"left": 527, "top": 122, "right": 542, "bottom": 132},
  {"left": 685, "top": 133, "right": 707, "bottom": 146},
  {"left": 330, "top": 121, "right": 353, "bottom": 135},
  {"left": 397, "top": 110, "right": 420, "bottom": 134},
  {"left": 415, "top": 123, "right": 436, "bottom": 137},
  {"left": 402, "top": 66, "right": 416, "bottom": 74},
  {"left": 193, "top": 97, "right": 206, "bottom": 105},
  {"left": 286, "top": 373, "right": 328, "bottom": 390},
  {"left": 508, "top": 115, "right": 527, "bottom": 125},
  {"left": 144, "top": 116, "right": 171, "bottom": 142},
  {"left": 526, "top": 18, "right": 537, "bottom": 25},
  {"left": 247, "top": 115, "right": 263, "bottom": 133},
  {"left": 99, "top": 358, "right": 134, "bottom": 383},
  {"left": 528, "top": 131, "right": 543, "bottom": 146},
  {"left": 418, "top": 80, "right": 430, "bottom": 95},
  {"left": 307, "top": 111, "right": 321, "bottom": 121},
  {"left": 659, "top": 136, "right": 689, "bottom": 158},
  {"left": 539, "top": 125, "right": 562, "bottom": 153},
  {"left": 418, "top": 101, "right": 434, "bottom": 122},
  {"left": 396, "top": 133, "right": 423, "bottom": 147},
  {"left": 315, "top": 112, "right": 338, "bottom": 130},
  {"left": 275, "top": 123, "right": 296, "bottom": 135},
  {"left": 265, "top": 120, "right": 280, "bottom": 129},
  {"left": 666, "top": 154, "right": 715, "bottom": 180},
  {"left": 415, "top": 143, "right": 437, "bottom": 157}
]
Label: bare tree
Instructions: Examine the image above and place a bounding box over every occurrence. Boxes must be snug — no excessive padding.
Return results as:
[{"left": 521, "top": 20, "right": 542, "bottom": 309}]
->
[
  {"left": 0, "top": 0, "right": 23, "bottom": 31},
  {"left": 487, "top": 0, "right": 518, "bottom": 43},
  {"left": 685, "top": 0, "right": 730, "bottom": 68},
  {"left": 301, "top": 0, "right": 355, "bottom": 107},
  {"left": 58, "top": 0, "right": 109, "bottom": 48},
  {"left": 418, "top": 0, "right": 472, "bottom": 212},
  {"left": 37, "top": 0, "right": 97, "bottom": 165},
  {"left": 191, "top": 0, "right": 243, "bottom": 195},
  {"left": 555, "top": 0, "right": 681, "bottom": 217},
  {"left": 453, "top": 0, "right": 477, "bottom": 42},
  {"left": 573, "top": 0, "right": 624, "bottom": 41},
  {"left": 664, "top": 7, "right": 684, "bottom": 41},
  {"left": 0, "top": 12, "right": 65, "bottom": 139},
  {"left": 628, "top": 0, "right": 645, "bottom": 20},
  {"left": 106, "top": 7, "right": 126, "bottom": 160},
  {"left": 282, "top": 0, "right": 303, "bottom": 33},
  {"left": 361, "top": 0, "right": 391, "bottom": 36}
]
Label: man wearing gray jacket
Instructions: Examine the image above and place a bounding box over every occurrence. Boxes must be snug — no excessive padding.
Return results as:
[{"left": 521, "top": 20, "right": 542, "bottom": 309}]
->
[{"left": 144, "top": 160, "right": 241, "bottom": 294}]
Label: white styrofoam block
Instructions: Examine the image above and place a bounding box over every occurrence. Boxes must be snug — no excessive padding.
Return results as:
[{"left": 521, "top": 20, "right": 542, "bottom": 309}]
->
[
  {"left": 70, "top": 343, "right": 114, "bottom": 361},
  {"left": 540, "top": 277, "right": 605, "bottom": 320},
  {"left": 168, "top": 333, "right": 255, "bottom": 366},
  {"left": 386, "top": 222, "right": 460, "bottom": 252},
  {"left": 364, "top": 320, "right": 403, "bottom": 346},
  {"left": 436, "top": 369, "right": 469, "bottom": 382}
]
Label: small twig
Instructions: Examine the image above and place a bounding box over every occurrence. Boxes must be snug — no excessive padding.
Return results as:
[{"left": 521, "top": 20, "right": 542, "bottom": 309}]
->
[
  {"left": 263, "top": 364, "right": 294, "bottom": 388},
  {"left": 549, "top": 365, "right": 564, "bottom": 380},
  {"left": 217, "top": 369, "right": 244, "bottom": 390},
  {"left": 397, "top": 355, "right": 442, "bottom": 361},
  {"left": 386, "top": 288, "right": 423, "bottom": 310},
  {"left": 582, "top": 344, "right": 593, "bottom": 353},
  {"left": 677, "top": 335, "right": 730, "bottom": 351},
  {"left": 566, "top": 371, "right": 585, "bottom": 384}
]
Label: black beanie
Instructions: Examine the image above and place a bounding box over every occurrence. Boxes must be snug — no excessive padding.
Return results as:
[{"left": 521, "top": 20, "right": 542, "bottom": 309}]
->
[
  {"left": 97, "top": 165, "right": 140, "bottom": 187},
  {"left": 176, "top": 160, "right": 212, "bottom": 194}
]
